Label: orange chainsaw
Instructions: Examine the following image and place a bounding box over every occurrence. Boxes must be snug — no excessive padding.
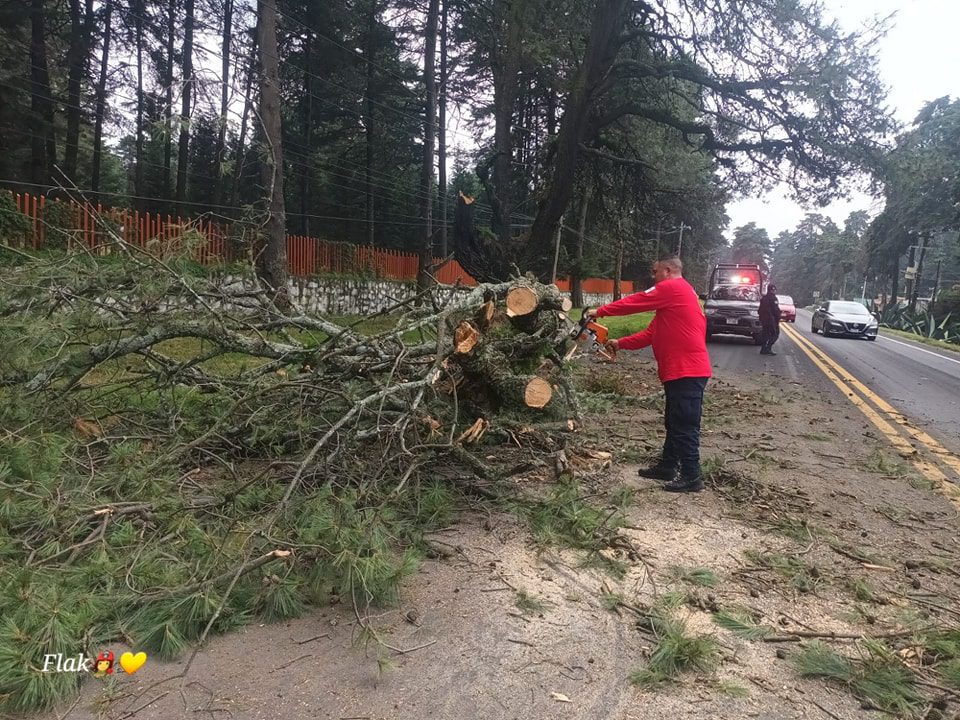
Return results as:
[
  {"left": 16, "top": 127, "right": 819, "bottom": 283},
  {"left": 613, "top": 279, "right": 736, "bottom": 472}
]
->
[{"left": 568, "top": 308, "right": 616, "bottom": 362}]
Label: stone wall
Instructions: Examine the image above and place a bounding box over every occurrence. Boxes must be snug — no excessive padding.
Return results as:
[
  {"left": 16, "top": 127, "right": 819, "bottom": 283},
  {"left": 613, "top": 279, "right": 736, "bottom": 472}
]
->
[{"left": 212, "top": 274, "right": 623, "bottom": 315}]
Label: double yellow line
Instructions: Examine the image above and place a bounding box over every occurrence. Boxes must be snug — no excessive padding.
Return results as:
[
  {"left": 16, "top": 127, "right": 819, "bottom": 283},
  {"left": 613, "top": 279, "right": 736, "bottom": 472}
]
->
[{"left": 780, "top": 323, "right": 960, "bottom": 509}]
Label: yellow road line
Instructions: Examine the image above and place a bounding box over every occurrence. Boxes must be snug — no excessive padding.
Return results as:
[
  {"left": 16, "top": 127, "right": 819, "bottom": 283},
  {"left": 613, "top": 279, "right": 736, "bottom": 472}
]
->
[
  {"left": 783, "top": 324, "right": 960, "bottom": 478},
  {"left": 780, "top": 324, "right": 960, "bottom": 509}
]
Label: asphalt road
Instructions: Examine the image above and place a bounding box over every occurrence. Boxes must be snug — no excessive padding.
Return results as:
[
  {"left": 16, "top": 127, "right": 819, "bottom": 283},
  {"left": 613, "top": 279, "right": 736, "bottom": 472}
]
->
[{"left": 706, "top": 309, "right": 960, "bottom": 459}]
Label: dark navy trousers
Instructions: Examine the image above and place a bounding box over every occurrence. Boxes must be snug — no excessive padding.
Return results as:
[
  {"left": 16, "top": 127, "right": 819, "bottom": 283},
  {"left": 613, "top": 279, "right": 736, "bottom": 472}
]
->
[{"left": 659, "top": 377, "right": 708, "bottom": 481}]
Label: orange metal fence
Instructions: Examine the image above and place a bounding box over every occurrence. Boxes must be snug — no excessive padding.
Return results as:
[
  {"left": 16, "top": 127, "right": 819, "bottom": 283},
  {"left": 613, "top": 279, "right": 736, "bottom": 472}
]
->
[{"left": 6, "top": 191, "right": 631, "bottom": 293}]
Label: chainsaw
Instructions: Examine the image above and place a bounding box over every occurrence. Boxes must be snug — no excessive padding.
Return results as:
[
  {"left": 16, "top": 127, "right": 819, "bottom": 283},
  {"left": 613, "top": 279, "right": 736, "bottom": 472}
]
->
[{"left": 567, "top": 308, "right": 616, "bottom": 362}]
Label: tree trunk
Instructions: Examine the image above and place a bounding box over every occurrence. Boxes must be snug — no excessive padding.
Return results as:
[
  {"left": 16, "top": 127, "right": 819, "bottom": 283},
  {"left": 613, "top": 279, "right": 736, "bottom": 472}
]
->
[
  {"left": 65, "top": 0, "right": 94, "bottom": 181},
  {"left": 91, "top": 0, "right": 113, "bottom": 193},
  {"left": 417, "top": 0, "right": 440, "bottom": 289},
  {"left": 613, "top": 220, "right": 623, "bottom": 302},
  {"left": 229, "top": 35, "right": 257, "bottom": 212},
  {"left": 212, "top": 0, "right": 233, "bottom": 208},
  {"left": 300, "top": 33, "right": 312, "bottom": 236},
  {"left": 364, "top": 1, "right": 377, "bottom": 247},
  {"left": 164, "top": 0, "right": 175, "bottom": 198},
  {"left": 437, "top": 0, "right": 448, "bottom": 257},
  {"left": 526, "top": 0, "right": 630, "bottom": 275},
  {"left": 29, "top": 0, "right": 57, "bottom": 185},
  {"left": 134, "top": 0, "right": 145, "bottom": 201},
  {"left": 176, "top": 0, "right": 195, "bottom": 214},
  {"left": 889, "top": 254, "right": 899, "bottom": 309},
  {"left": 571, "top": 187, "right": 588, "bottom": 308},
  {"left": 256, "top": 0, "right": 289, "bottom": 301}
]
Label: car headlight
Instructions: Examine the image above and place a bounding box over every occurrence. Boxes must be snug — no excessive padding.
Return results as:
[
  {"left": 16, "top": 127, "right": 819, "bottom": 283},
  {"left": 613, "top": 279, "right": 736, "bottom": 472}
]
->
[
  {"left": 747, "top": 310, "right": 759, "bottom": 318},
  {"left": 705, "top": 308, "right": 718, "bottom": 316}
]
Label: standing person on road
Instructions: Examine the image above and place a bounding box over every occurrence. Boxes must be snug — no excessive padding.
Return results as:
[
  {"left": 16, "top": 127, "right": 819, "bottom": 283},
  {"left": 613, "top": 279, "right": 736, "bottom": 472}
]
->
[
  {"left": 584, "top": 255, "right": 712, "bottom": 493},
  {"left": 759, "top": 284, "right": 781, "bottom": 356}
]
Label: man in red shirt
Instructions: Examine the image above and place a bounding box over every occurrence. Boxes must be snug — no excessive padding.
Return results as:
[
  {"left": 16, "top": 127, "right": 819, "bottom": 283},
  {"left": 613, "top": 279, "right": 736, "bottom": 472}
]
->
[{"left": 585, "top": 255, "right": 711, "bottom": 492}]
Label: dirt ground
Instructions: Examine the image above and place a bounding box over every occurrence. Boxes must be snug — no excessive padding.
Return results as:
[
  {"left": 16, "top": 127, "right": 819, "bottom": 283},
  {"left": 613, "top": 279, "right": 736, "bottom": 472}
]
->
[{"left": 40, "top": 353, "right": 960, "bottom": 720}]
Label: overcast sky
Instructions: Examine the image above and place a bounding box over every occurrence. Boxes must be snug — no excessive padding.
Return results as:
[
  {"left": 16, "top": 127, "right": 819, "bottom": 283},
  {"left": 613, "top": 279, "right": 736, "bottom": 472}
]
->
[{"left": 725, "top": 0, "right": 960, "bottom": 240}]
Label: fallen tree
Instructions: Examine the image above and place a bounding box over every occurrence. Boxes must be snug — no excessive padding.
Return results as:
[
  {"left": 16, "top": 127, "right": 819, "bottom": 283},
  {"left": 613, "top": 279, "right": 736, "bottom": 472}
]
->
[{"left": 0, "top": 237, "right": 609, "bottom": 713}]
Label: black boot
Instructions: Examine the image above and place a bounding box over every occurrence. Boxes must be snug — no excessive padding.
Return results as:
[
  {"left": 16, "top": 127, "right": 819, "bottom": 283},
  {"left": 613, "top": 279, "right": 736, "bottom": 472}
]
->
[
  {"left": 638, "top": 465, "right": 677, "bottom": 482},
  {"left": 661, "top": 476, "right": 704, "bottom": 493}
]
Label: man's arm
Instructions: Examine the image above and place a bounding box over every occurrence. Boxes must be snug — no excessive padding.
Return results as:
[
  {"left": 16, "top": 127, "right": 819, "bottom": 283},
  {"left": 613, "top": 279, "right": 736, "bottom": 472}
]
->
[
  {"left": 594, "top": 284, "right": 672, "bottom": 317},
  {"left": 616, "top": 315, "right": 658, "bottom": 350}
]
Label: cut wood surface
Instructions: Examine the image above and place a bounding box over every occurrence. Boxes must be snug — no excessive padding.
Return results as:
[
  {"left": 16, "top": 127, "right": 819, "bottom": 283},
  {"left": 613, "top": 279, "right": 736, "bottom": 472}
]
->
[
  {"left": 561, "top": 297, "right": 573, "bottom": 312},
  {"left": 454, "top": 320, "right": 480, "bottom": 354},
  {"left": 505, "top": 286, "right": 538, "bottom": 317},
  {"left": 524, "top": 377, "right": 553, "bottom": 408}
]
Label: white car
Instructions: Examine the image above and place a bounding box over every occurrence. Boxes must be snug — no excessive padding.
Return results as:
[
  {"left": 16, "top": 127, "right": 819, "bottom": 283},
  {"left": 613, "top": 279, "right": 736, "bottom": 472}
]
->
[{"left": 811, "top": 301, "right": 878, "bottom": 340}]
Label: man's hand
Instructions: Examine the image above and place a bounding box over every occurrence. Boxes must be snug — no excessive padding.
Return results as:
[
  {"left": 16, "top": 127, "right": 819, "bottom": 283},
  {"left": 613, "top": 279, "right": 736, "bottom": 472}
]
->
[
  {"left": 604, "top": 339, "right": 619, "bottom": 353},
  {"left": 583, "top": 307, "right": 598, "bottom": 321}
]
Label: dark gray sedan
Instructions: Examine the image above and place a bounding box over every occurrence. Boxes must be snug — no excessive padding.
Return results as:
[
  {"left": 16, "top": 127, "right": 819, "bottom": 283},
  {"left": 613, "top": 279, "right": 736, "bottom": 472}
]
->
[{"left": 811, "top": 301, "right": 879, "bottom": 340}]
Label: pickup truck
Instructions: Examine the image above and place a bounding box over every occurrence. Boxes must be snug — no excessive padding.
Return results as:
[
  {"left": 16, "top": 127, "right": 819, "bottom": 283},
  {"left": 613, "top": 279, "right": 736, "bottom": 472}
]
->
[{"left": 703, "top": 264, "right": 764, "bottom": 345}]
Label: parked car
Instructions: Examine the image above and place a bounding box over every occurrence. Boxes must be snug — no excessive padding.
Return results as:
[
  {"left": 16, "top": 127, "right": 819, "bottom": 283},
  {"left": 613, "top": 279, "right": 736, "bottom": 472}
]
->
[
  {"left": 811, "top": 301, "right": 878, "bottom": 340},
  {"left": 777, "top": 295, "right": 796, "bottom": 323}
]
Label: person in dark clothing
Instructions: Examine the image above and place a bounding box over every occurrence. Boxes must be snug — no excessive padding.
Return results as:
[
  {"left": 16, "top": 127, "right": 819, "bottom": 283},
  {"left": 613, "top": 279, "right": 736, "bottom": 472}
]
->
[
  {"left": 759, "top": 284, "right": 781, "bottom": 355},
  {"left": 584, "top": 255, "right": 711, "bottom": 493}
]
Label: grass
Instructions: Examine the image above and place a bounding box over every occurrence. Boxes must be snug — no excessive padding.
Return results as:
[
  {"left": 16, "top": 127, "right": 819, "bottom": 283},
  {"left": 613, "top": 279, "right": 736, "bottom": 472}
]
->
[
  {"left": 515, "top": 589, "right": 547, "bottom": 615},
  {"left": 716, "top": 680, "right": 750, "bottom": 698},
  {"left": 712, "top": 607, "right": 774, "bottom": 640},
  {"left": 568, "top": 308, "right": 654, "bottom": 340},
  {"left": 880, "top": 327, "right": 960, "bottom": 354},
  {"left": 667, "top": 566, "right": 720, "bottom": 588},
  {"left": 743, "top": 550, "right": 824, "bottom": 594},
  {"left": 792, "top": 640, "right": 926, "bottom": 716},
  {"left": 630, "top": 612, "right": 721, "bottom": 687}
]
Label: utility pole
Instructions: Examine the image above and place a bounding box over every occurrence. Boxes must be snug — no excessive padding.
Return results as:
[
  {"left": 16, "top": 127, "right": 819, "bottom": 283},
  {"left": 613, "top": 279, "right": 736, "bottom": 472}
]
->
[
  {"left": 677, "top": 222, "right": 690, "bottom": 256},
  {"left": 909, "top": 236, "right": 927, "bottom": 313},
  {"left": 932, "top": 259, "right": 942, "bottom": 307}
]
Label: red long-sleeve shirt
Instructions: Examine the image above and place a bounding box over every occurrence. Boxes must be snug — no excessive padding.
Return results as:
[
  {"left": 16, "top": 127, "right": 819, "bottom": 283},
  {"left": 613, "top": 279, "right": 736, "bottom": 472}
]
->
[{"left": 595, "top": 276, "right": 712, "bottom": 383}]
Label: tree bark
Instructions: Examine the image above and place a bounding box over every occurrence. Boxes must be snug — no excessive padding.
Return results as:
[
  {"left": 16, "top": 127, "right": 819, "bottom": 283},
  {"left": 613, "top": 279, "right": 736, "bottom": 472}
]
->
[
  {"left": 164, "top": 0, "right": 175, "bottom": 198},
  {"left": 134, "top": 0, "right": 145, "bottom": 201},
  {"left": 572, "top": 187, "right": 588, "bottom": 308},
  {"left": 364, "top": 0, "right": 377, "bottom": 247},
  {"left": 417, "top": 0, "right": 440, "bottom": 289},
  {"left": 256, "top": 0, "right": 289, "bottom": 301},
  {"left": 212, "top": 0, "right": 233, "bottom": 208},
  {"left": 91, "top": 0, "right": 113, "bottom": 193},
  {"left": 437, "top": 0, "right": 448, "bottom": 257},
  {"left": 175, "top": 0, "right": 195, "bottom": 214},
  {"left": 229, "top": 35, "right": 257, "bottom": 212},
  {"left": 300, "top": 33, "right": 312, "bottom": 236},
  {"left": 29, "top": 0, "right": 57, "bottom": 185},
  {"left": 65, "top": 0, "right": 94, "bottom": 181},
  {"left": 526, "top": 0, "right": 630, "bottom": 275}
]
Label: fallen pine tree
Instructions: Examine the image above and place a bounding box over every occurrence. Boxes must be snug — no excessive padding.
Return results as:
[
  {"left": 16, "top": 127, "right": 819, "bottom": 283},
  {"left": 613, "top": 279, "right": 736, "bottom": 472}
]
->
[{"left": 0, "top": 238, "right": 626, "bottom": 713}]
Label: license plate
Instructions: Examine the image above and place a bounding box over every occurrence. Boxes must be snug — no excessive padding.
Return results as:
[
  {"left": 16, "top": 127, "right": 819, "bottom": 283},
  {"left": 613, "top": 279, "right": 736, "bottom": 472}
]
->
[{"left": 726, "top": 318, "right": 740, "bottom": 325}]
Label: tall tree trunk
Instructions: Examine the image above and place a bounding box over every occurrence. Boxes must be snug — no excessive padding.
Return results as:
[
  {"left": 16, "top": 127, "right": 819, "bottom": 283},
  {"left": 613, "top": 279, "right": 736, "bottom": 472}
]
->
[
  {"left": 572, "top": 186, "right": 588, "bottom": 308},
  {"left": 212, "top": 0, "right": 233, "bottom": 208},
  {"left": 526, "top": 0, "right": 630, "bottom": 275},
  {"left": 175, "top": 0, "right": 195, "bottom": 214},
  {"left": 134, "top": 0, "right": 145, "bottom": 201},
  {"left": 229, "top": 35, "right": 257, "bottom": 211},
  {"left": 91, "top": 0, "right": 113, "bottom": 193},
  {"left": 889, "top": 254, "right": 899, "bottom": 309},
  {"left": 613, "top": 215, "right": 623, "bottom": 301},
  {"left": 65, "top": 0, "right": 94, "bottom": 181},
  {"left": 256, "top": 0, "right": 288, "bottom": 300},
  {"left": 417, "top": 0, "right": 440, "bottom": 289},
  {"left": 164, "top": 0, "right": 175, "bottom": 198},
  {"left": 437, "top": 0, "right": 448, "bottom": 257},
  {"left": 29, "top": 0, "right": 57, "bottom": 185},
  {"left": 364, "top": 1, "right": 377, "bottom": 247},
  {"left": 300, "top": 33, "right": 312, "bottom": 236}
]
